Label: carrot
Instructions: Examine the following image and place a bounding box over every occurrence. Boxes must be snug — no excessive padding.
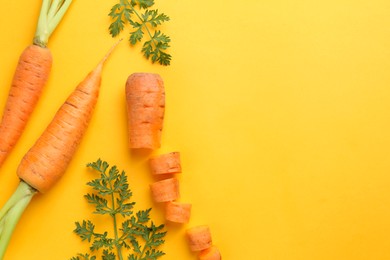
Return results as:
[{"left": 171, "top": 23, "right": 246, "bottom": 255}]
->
[
  {"left": 149, "top": 152, "right": 182, "bottom": 175},
  {"left": 125, "top": 73, "right": 165, "bottom": 150},
  {"left": 186, "top": 225, "right": 213, "bottom": 252},
  {"left": 198, "top": 245, "right": 222, "bottom": 260},
  {"left": 165, "top": 201, "right": 191, "bottom": 223},
  {"left": 0, "top": 0, "right": 72, "bottom": 167},
  {"left": 150, "top": 177, "right": 180, "bottom": 202},
  {"left": 0, "top": 41, "right": 119, "bottom": 258}
]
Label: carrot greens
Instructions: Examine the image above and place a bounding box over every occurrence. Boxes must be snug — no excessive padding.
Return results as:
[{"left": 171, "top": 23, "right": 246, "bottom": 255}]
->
[
  {"left": 71, "top": 159, "right": 166, "bottom": 260},
  {"left": 34, "top": 0, "right": 73, "bottom": 47},
  {"left": 109, "top": 0, "right": 171, "bottom": 66}
]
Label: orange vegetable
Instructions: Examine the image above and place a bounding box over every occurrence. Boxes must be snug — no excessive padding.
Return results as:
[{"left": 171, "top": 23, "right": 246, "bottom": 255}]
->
[
  {"left": 199, "top": 245, "right": 222, "bottom": 260},
  {"left": 0, "top": 0, "right": 72, "bottom": 168},
  {"left": 0, "top": 41, "right": 119, "bottom": 259},
  {"left": 165, "top": 201, "right": 191, "bottom": 223},
  {"left": 0, "top": 45, "right": 52, "bottom": 167},
  {"left": 149, "top": 152, "right": 182, "bottom": 175},
  {"left": 186, "top": 225, "right": 212, "bottom": 252},
  {"left": 150, "top": 177, "right": 179, "bottom": 202},
  {"left": 16, "top": 42, "right": 118, "bottom": 193},
  {"left": 125, "top": 73, "right": 165, "bottom": 150}
]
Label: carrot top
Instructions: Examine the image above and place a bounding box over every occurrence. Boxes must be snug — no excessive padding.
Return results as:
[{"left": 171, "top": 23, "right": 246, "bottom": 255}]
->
[{"left": 34, "top": 0, "right": 73, "bottom": 47}]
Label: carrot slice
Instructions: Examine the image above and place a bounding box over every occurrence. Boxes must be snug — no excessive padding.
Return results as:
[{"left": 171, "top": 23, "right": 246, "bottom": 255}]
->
[
  {"left": 149, "top": 152, "right": 182, "bottom": 175},
  {"left": 199, "top": 245, "right": 222, "bottom": 260},
  {"left": 186, "top": 225, "right": 212, "bottom": 252},
  {"left": 150, "top": 177, "right": 179, "bottom": 202},
  {"left": 165, "top": 201, "right": 191, "bottom": 223}
]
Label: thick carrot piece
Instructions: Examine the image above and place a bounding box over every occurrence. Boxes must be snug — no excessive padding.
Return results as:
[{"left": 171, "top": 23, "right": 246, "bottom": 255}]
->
[
  {"left": 198, "top": 245, "right": 222, "bottom": 260},
  {"left": 150, "top": 177, "right": 180, "bottom": 202},
  {"left": 186, "top": 225, "right": 213, "bottom": 252},
  {"left": 149, "top": 152, "right": 182, "bottom": 175},
  {"left": 0, "top": 42, "right": 119, "bottom": 259},
  {"left": 126, "top": 73, "right": 165, "bottom": 150},
  {"left": 165, "top": 201, "right": 191, "bottom": 223},
  {"left": 0, "top": 0, "right": 72, "bottom": 168}
]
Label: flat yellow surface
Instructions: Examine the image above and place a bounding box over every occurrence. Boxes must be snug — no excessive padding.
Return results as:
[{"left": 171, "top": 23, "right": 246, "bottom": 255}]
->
[{"left": 1, "top": 0, "right": 390, "bottom": 259}]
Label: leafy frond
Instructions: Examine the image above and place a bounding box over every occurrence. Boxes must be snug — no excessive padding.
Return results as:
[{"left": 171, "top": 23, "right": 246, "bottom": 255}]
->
[
  {"left": 71, "top": 159, "right": 166, "bottom": 260},
  {"left": 108, "top": 0, "right": 171, "bottom": 65}
]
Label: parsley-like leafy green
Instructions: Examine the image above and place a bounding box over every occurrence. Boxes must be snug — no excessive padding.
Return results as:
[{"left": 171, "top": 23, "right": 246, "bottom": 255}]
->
[
  {"left": 109, "top": 0, "right": 171, "bottom": 66},
  {"left": 71, "top": 159, "right": 166, "bottom": 260}
]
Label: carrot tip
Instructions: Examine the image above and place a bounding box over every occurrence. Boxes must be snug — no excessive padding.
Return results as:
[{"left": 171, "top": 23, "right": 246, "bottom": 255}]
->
[{"left": 100, "top": 38, "right": 123, "bottom": 65}]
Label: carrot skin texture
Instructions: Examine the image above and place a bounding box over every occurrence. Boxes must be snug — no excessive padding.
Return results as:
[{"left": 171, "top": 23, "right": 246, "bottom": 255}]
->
[
  {"left": 16, "top": 61, "right": 104, "bottom": 193},
  {"left": 150, "top": 177, "right": 180, "bottom": 202},
  {"left": 126, "top": 73, "right": 165, "bottom": 150},
  {"left": 198, "top": 245, "right": 222, "bottom": 260},
  {"left": 149, "top": 152, "right": 182, "bottom": 175},
  {"left": 0, "top": 45, "right": 52, "bottom": 166},
  {"left": 186, "top": 225, "right": 213, "bottom": 252},
  {"left": 165, "top": 201, "right": 191, "bottom": 223}
]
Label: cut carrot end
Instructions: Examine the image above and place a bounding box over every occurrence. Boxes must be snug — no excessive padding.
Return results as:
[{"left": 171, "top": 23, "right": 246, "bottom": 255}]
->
[
  {"left": 165, "top": 201, "right": 191, "bottom": 223},
  {"left": 149, "top": 152, "right": 182, "bottom": 175},
  {"left": 198, "top": 245, "right": 221, "bottom": 260},
  {"left": 150, "top": 177, "right": 179, "bottom": 202},
  {"left": 126, "top": 73, "right": 165, "bottom": 150},
  {"left": 186, "top": 225, "right": 213, "bottom": 252}
]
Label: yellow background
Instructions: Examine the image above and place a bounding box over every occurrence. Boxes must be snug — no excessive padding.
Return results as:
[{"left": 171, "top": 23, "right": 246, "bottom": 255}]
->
[{"left": 1, "top": 0, "right": 390, "bottom": 259}]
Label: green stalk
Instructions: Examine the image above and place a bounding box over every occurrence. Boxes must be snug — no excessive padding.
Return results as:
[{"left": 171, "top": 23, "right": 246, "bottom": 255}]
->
[
  {"left": 34, "top": 0, "right": 73, "bottom": 47},
  {"left": 0, "top": 181, "right": 36, "bottom": 260},
  {"left": 110, "top": 182, "right": 123, "bottom": 260}
]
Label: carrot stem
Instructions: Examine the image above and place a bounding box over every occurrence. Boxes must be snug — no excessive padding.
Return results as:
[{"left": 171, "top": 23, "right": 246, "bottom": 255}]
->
[
  {"left": 109, "top": 179, "right": 124, "bottom": 260},
  {"left": 34, "top": 0, "right": 73, "bottom": 47},
  {"left": 0, "top": 181, "right": 36, "bottom": 259}
]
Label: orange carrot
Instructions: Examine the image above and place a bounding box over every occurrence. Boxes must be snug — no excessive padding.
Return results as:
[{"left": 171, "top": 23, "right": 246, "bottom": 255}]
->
[
  {"left": 0, "top": 41, "right": 119, "bottom": 259},
  {"left": 16, "top": 42, "right": 118, "bottom": 193},
  {"left": 0, "top": 0, "right": 72, "bottom": 168},
  {"left": 125, "top": 73, "right": 165, "bottom": 150},
  {"left": 198, "top": 245, "right": 222, "bottom": 260},
  {"left": 150, "top": 177, "right": 179, "bottom": 202},
  {"left": 165, "top": 201, "right": 191, "bottom": 223},
  {"left": 186, "top": 225, "right": 213, "bottom": 252},
  {"left": 149, "top": 152, "right": 182, "bottom": 175}
]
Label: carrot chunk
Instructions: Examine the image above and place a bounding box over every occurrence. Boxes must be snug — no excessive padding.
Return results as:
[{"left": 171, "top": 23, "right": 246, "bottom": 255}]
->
[
  {"left": 186, "top": 225, "right": 212, "bottom": 252},
  {"left": 198, "top": 245, "right": 221, "bottom": 260},
  {"left": 150, "top": 177, "right": 179, "bottom": 202},
  {"left": 149, "top": 152, "right": 182, "bottom": 175},
  {"left": 165, "top": 201, "right": 191, "bottom": 223},
  {"left": 126, "top": 73, "right": 165, "bottom": 150}
]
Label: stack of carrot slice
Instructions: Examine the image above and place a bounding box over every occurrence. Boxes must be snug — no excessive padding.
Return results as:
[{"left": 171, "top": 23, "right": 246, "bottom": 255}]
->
[
  {"left": 149, "top": 152, "right": 191, "bottom": 223},
  {"left": 149, "top": 152, "right": 221, "bottom": 259}
]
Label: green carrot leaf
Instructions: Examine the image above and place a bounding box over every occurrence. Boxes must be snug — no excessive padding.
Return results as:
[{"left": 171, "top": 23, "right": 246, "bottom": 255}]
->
[
  {"left": 108, "top": 0, "right": 172, "bottom": 65},
  {"left": 70, "top": 159, "right": 166, "bottom": 260}
]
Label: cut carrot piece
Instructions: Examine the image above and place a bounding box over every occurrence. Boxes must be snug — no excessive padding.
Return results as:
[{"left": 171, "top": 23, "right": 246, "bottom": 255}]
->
[
  {"left": 126, "top": 73, "right": 165, "bottom": 150},
  {"left": 165, "top": 201, "right": 191, "bottom": 223},
  {"left": 150, "top": 177, "right": 179, "bottom": 202},
  {"left": 186, "top": 225, "right": 212, "bottom": 252},
  {"left": 199, "top": 245, "right": 221, "bottom": 260},
  {"left": 149, "top": 152, "right": 182, "bottom": 175}
]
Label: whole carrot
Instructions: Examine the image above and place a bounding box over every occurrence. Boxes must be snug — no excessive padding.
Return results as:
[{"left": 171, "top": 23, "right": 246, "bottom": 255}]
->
[
  {"left": 0, "top": 41, "right": 119, "bottom": 259},
  {"left": 125, "top": 73, "right": 165, "bottom": 150},
  {"left": 0, "top": 0, "right": 72, "bottom": 167}
]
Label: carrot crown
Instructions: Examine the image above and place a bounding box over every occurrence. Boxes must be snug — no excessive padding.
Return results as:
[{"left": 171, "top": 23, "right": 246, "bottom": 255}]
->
[{"left": 34, "top": 0, "right": 73, "bottom": 47}]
